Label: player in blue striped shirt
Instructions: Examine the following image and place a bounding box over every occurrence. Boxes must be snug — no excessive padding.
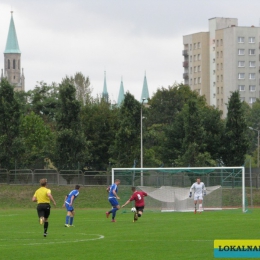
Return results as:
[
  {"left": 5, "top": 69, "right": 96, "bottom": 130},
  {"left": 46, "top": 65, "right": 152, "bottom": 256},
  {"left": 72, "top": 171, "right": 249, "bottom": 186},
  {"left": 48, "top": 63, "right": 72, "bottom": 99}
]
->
[
  {"left": 106, "top": 179, "right": 120, "bottom": 222},
  {"left": 63, "top": 185, "right": 80, "bottom": 227}
]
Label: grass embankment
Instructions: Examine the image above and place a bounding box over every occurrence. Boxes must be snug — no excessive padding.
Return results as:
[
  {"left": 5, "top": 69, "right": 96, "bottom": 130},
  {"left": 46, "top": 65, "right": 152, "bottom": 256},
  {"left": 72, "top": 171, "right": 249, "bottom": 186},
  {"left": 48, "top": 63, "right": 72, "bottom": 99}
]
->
[
  {"left": 0, "top": 185, "right": 109, "bottom": 208},
  {"left": 1, "top": 185, "right": 260, "bottom": 209}
]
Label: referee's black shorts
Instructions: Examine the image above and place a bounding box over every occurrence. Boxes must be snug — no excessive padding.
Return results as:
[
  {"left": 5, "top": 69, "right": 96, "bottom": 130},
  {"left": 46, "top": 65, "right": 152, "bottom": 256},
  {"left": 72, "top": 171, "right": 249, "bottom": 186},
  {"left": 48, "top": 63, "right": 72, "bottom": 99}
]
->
[{"left": 37, "top": 203, "right": 51, "bottom": 219}]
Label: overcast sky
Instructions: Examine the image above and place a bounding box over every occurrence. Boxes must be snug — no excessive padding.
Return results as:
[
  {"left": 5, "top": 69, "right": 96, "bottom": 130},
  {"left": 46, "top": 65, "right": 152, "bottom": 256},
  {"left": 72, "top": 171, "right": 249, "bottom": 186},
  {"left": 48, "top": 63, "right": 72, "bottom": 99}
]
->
[{"left": 0, "top": 0, "right": 260, "bottom": 103}]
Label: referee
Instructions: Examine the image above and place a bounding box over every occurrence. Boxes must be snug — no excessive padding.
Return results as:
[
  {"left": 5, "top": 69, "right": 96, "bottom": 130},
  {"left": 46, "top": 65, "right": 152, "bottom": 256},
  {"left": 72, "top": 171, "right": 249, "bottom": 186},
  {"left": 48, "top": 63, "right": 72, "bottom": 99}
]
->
[{"left": 32, "top": 178, "right": 56, "bottom": 237}]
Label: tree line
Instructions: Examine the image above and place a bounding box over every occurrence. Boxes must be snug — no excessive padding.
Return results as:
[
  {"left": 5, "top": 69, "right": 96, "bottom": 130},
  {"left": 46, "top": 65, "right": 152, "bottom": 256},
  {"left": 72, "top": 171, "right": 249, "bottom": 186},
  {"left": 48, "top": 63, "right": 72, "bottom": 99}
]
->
[{"left": 0, "top": 72, "right": 259, "bottom": 171}]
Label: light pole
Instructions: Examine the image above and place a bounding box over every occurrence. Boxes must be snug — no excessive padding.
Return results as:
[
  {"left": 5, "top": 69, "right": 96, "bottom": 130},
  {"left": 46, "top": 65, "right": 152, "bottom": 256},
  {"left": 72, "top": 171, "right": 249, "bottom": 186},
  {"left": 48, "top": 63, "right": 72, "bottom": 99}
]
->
[
  {"left": 249, "top": 127, "right": 260, "bottom": 168},
  {"left": 141, "top": 98, "right": 146, "bottom": 186}
]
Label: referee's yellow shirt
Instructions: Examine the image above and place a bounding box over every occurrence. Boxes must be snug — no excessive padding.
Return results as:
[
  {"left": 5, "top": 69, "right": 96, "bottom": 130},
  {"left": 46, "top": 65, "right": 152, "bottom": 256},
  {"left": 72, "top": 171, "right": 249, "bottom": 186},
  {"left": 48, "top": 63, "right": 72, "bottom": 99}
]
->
[{"left": 34, "top": 187, "right": 51, "bottom": 204}]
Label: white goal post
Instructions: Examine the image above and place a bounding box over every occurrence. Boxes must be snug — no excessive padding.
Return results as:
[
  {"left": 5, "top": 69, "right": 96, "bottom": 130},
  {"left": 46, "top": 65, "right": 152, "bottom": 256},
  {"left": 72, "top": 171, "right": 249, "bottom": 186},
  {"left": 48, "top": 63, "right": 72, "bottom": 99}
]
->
[{"left": 111, "top": 167, "right": 246, "bottom": 212}]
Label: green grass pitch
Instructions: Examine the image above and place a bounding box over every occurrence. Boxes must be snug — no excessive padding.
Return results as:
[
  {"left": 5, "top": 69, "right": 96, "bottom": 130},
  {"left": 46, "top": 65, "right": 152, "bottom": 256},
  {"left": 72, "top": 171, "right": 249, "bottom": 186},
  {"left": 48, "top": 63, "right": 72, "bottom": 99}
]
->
[{"left": 0, "top": 208, "right": 259, "bottom": 260}]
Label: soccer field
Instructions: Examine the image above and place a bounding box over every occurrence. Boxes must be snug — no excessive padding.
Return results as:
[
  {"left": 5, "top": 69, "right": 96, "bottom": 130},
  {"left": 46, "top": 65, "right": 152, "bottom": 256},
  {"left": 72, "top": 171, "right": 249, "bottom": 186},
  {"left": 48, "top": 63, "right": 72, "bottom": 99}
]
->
[{"left": 0, "top": 208, "right": 258, "bottom": 260}]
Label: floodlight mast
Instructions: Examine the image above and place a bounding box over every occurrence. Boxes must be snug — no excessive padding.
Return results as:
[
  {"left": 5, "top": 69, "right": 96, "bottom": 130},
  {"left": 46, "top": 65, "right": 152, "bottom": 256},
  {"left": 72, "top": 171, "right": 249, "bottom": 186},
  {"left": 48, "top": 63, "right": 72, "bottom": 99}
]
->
[{"left": 140, "top": 98, "right": 146, "bottom": 186}]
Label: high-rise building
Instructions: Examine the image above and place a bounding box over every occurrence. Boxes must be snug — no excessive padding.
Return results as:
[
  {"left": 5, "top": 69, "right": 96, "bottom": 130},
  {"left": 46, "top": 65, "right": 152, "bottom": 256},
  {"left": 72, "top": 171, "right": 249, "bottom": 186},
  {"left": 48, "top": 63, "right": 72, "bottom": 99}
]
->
[{"left": 183, "top": 17, "right": 259, "bottom": 116}]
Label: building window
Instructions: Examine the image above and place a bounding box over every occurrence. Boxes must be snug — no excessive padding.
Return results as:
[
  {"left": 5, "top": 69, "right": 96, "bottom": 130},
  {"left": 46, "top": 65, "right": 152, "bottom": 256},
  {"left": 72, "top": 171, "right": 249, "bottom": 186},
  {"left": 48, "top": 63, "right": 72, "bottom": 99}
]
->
[
  {"left": 249, "top": 85, "right": 256, "bottom": 91},
  {"left": 213, "top": 70, "right": 216, "bottom": 75},
  {"left": 249, "top": 61, "right": 256, "bottom": 67},
  {"left": 249, "top": 37, "right": 255, "bottom": 43},
  {"left": 18, "top": 60, "right": 20, "bottom": 70},
  {"left": 238, "top": 49, "right": 245, "bottom": 55},
  {"left": 221, "top": 87, "right": 223, "bottom": 94},
  {"left": 249, "top": 73, "right": 256, "bottom": 79},
  {"left": 13, "top": 59, "right": 15, "bottom": 69},
  {"left": 221, "top": 75, "right": 223, "bottom": 82},
  {"left": 221, "top": 63, "right": 223, "bottom": 70},
  {"left": 194, "top": 78, "right": 197, "bottom": 85},
  {"left": 238, "top": 61, "right": 245, "bottom": 67},
  {"left": 217, "top": 75, "right": 219, "bottom": 82},
  {"left": 198, "top": 54, "right": 201, "bottom": 60},
  {"left": 221, "top": 99, "right": 223, "bottom": 106},
  {"left": 213, "top": 58, "right": 215, "bottom": 63},
  {"left": 249, "top": 49, "right": 255, "bottom": 55},
  {"left": 213, "top": 47, "right": 215, "bottom": 51},
  {"left": 8, "top": 59, "right": 10, "bottom": 69},
  {"left": 220, "top": 51, "right": 223, "bottom": 57},
  {"left": 190, "top": 56, "right": 192, "bottom": 62},
  {"left": 217, "top": 52, "right": 219, "bottom": 58},
  {"left": 216, "top": 40, "right": 219, "bottom": 47},
  {"left": 238, "top": 73, "right": 245, "bottom": 79},
  {"left": 220, "top": 39, "right": 223, "bottom": 46},
  {"left": 239, "top": 85, "right": 245, "bottom": 91},
  {"left": 217, "top": 64, "right": 219, "bottom": 70},
  {"left": 249, "top": 97, "right": 256, "bottom": 104},
  {"left": 190, "top": 67, "right": 192, "bottom": 73},
  {"left": 198, "top": 65, "right": 201, "bottom": 72},
  {"left": 198, "top": 77, "right": 201, "bottom": 84},
  {"left": 194, "top": 55, "right": 196, "bottom": 61},
  {"left": 198, "top": 42, "right": 201, "bottom": 48},
  {"left": 217, "top": 87, "right": 219, "bottom": 94},
  {"left": 194, "top": 43, "right": 197, "bottom": 49},
  {"left": 190, "top": 44, "right": 192, "bottom": 50},
  {"left": 238, "top": 37, "right": 245, "bottom": 43},
  {"left": 190, "top": 78, "right": 192, "bottom": 85},
  {"left": 213, "top": 82, "right": 216, "bottom": 86}
]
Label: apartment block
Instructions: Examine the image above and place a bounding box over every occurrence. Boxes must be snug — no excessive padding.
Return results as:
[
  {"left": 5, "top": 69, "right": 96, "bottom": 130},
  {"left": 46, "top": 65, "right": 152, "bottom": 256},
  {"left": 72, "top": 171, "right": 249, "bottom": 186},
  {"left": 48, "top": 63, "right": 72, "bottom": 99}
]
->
[{"left": 183, "top": 17, "right": 260, "bottom": 116}]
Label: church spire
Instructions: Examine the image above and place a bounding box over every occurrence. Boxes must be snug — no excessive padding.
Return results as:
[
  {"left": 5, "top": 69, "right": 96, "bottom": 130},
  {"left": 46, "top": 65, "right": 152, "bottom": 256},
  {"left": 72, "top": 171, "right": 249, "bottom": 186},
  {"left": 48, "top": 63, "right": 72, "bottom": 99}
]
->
[
  {"left": 4, "top": 11, "right": 21, "bottom": 54},
  {"left": 102, "top": 71, "right": 109, "bottom": 102},
  {"left": 140, "top": 71, "right": 149, "bottom": 103},
  {"left": 3, "top": 11, "right": 25, "bottom": 91},
  {"left": 117, "top": 77, "right": 125, "bottom": 105}
]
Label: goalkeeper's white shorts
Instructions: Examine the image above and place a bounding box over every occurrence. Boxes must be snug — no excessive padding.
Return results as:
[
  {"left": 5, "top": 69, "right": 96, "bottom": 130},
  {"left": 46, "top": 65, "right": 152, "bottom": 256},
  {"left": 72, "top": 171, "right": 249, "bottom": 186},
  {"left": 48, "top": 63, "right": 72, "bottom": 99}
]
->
[{"left": 194, "top": 194, "right": 203, "bottom": 201}]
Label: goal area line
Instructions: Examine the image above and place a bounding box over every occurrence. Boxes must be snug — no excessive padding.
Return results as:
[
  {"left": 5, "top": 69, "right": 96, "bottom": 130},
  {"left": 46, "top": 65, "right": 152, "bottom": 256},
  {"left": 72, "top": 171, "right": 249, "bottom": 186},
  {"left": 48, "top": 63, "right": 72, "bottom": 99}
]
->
[{"left": 161, "top": 208, "right": 238, "bottom": 212}]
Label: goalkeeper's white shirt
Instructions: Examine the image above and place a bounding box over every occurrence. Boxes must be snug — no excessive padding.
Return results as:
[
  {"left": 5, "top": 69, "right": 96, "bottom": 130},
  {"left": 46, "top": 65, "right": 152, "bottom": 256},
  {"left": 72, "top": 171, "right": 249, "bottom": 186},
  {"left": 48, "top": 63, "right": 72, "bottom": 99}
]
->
[{"left": 190, "top": 182, "right": 206, "bottom": 196}]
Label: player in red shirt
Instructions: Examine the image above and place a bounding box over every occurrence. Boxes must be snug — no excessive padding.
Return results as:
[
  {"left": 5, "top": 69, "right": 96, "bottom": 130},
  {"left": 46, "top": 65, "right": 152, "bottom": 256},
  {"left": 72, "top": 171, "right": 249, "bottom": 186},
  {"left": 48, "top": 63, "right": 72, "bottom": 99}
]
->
[{"left": 122, "top": 187, "right": 148, "bottom": 222}]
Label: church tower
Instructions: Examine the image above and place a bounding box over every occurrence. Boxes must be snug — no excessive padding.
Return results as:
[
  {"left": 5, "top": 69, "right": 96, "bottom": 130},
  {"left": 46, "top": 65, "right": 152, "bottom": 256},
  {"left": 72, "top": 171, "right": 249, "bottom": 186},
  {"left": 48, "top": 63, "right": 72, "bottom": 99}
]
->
[
  {"left": 117, "top": 77, "right": 125, "bottom": 105},
  {"left": 140, "top": 72, "right": 149, "bottom": 103},
  {"left": 3, "top": 11, "right": 25, "bottom": 91},
  {"left": 102, "top": 71, "right": 109, "bottom": 102}
]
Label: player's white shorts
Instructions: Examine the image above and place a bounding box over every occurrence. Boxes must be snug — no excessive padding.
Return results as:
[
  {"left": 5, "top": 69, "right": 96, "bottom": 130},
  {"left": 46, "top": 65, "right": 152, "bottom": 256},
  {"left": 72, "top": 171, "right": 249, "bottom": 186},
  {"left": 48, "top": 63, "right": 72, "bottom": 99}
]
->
[{"left": 194, "top": 194, "right": 203, "bottom": 201}]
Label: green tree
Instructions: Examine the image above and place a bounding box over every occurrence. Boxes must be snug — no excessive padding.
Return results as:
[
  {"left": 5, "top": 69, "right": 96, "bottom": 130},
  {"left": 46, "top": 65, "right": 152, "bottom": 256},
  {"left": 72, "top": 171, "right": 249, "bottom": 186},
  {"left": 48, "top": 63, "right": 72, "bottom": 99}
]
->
[
  {"left": 109, "top": 92, "right": 141, "bottom": 167},
  {"left": 54, "top": 82, "right": 88, "bottom": 175},
  {"left": 62, "top": 72, "right": 92, "bottom": 105},
  {"left": 27, "top": 81, "right": 59, "bottom": 124},
  {"left": 0, "top": 79, "right": 23, "bottom": 169},
  {"left": 19, "top": 111, "right": 55, "bottom": 168},
  {"left": 222, "top": 91, "right": 249, "bottom": 166},
  {"left": 81, "top": 98, "right": 119, "bottom": 170}
]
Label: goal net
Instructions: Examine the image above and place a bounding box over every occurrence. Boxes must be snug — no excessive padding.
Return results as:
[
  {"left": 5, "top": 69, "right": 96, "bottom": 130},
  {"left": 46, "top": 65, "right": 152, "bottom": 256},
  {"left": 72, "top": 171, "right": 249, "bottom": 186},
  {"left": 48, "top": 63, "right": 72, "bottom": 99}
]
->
[{"left": 111, "top": 167, "right": 246, "bottom": 212}]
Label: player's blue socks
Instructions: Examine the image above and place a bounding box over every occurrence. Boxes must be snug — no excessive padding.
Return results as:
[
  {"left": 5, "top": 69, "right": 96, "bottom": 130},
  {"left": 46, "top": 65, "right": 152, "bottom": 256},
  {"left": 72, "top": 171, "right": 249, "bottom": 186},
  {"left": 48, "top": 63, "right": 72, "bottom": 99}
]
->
[
  {"left": 70, "top": 217, "right": 74, "bottom": 225},
  {"left": 112, "top": 208, "right": 118, "bottom": 219},
  {"left": 66, "top": 215, "right": 70, "bottom": 224}
]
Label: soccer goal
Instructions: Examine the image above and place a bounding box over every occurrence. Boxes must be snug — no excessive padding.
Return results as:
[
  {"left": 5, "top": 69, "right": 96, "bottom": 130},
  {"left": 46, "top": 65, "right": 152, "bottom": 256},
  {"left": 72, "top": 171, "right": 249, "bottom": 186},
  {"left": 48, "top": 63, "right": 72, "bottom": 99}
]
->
[{"left": 111, "top": 167, "right": 246, "bottom": 212}]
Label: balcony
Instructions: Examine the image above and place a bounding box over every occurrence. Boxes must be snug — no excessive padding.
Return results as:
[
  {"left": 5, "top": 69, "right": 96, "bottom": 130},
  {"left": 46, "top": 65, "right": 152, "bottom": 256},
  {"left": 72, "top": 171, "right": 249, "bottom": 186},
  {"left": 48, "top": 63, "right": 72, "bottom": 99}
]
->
[
  {"left": 183, "top": 61, "right": 189, "bottom": 68},
  {"left": 183, "top": 73, "right": 189, "bottom": 79},
  {"left": 182, "top": 50, "right": 188, "bottom": 56}
]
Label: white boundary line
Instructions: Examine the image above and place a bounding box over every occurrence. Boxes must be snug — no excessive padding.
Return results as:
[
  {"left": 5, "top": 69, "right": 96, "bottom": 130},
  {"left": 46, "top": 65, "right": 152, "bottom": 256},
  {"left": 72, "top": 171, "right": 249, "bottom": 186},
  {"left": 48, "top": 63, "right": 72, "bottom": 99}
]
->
[{"left": 0, "top": 234, "right": 104, "bottom": 247}]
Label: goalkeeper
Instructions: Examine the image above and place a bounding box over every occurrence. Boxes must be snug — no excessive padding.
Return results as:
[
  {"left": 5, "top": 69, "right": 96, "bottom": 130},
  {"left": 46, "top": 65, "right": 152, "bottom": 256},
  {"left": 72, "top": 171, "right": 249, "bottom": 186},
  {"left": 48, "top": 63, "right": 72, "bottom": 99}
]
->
[{"left": 189, "top": 178, "right": 206, "bottom": 213}]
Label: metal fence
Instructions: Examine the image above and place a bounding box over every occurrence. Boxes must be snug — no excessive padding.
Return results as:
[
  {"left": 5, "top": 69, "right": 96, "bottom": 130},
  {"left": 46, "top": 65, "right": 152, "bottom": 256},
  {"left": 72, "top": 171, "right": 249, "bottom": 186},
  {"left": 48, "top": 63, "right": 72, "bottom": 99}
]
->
[
  {"left": 0, "top": 169, "right": 110, "bottom": 186},
  {"left": 0, "top": 168, "right": 259, "bottom": 188}
]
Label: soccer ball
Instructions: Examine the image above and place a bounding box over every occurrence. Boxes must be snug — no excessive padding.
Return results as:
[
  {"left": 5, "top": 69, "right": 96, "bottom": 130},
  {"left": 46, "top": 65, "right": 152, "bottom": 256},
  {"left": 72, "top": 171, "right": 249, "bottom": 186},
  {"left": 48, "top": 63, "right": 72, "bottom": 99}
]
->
[{"left": 131, "top": 207, "right": 136, "bottom": 212}]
